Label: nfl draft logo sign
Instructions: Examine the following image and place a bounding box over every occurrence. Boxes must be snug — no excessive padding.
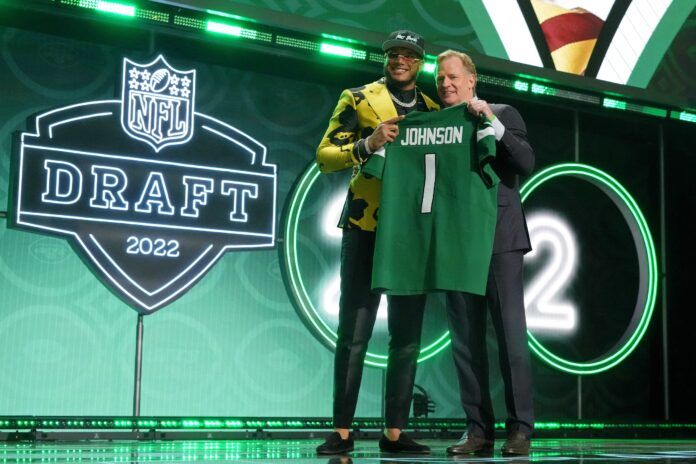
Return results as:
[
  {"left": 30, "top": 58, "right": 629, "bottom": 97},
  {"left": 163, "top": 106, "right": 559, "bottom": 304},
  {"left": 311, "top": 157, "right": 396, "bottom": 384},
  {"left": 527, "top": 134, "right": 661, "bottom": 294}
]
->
[{"left": 9, "top": 55, "right": 277, "bottom": 313}]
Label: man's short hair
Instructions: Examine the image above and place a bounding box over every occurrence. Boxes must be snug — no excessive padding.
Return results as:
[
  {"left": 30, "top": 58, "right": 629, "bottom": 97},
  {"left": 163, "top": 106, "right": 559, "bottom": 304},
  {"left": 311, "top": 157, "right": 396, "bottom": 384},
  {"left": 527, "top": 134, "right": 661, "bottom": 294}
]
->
[{"left": 436, "top": 50, "right": 477, "bottom": 76}]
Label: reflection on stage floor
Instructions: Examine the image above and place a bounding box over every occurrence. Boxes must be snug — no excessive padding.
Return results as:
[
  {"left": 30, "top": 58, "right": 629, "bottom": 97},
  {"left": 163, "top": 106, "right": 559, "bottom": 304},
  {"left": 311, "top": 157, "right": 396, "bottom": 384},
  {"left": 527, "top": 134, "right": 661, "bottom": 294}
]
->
[{"left": 2, "top": 438, "right": 696, "bottom": 463}]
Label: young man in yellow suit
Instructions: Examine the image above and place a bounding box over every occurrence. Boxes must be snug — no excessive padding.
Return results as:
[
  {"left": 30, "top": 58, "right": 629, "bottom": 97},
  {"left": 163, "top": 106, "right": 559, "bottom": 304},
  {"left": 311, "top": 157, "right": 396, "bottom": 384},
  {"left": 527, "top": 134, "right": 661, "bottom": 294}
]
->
[{"left": 315, "top": 30, "right": 439, "bottom": 455}]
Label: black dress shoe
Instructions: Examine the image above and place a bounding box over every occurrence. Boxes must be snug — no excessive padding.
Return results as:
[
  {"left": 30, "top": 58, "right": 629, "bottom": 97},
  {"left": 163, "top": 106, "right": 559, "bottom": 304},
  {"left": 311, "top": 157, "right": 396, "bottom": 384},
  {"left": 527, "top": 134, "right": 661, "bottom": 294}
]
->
[
  {"left": 316, "top": 432, "right": 354, "bottom": 455},
  {"left": 501, "top": 431, "right": 530, "bottom": 456},
  {"left": 446, "top": 433, "right": 494, "bottom": 455},
  {"left": 378, "top": 432, "right": 430, "bottom": 454}
]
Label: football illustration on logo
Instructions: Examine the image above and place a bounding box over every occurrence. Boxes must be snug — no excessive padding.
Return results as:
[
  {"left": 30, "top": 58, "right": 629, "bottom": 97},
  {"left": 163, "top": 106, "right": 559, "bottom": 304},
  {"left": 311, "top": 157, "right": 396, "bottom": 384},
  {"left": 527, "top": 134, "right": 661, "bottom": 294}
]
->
[{"left": 149, "top": 68, "right": 170, "bottom": 93}]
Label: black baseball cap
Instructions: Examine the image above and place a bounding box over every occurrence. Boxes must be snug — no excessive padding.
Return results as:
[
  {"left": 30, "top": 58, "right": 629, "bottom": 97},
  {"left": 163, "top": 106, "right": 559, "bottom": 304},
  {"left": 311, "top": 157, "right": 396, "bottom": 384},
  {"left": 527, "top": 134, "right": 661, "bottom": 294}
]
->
[{"left": 382, "top": 30, "right": 425, "bottom": 57}]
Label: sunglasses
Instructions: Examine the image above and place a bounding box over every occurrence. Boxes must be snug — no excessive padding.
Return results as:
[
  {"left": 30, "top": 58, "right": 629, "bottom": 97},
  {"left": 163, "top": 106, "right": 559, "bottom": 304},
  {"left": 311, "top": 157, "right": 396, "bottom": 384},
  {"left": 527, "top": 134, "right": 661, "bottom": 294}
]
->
[{"left": 385, "top": 52, "right": 422, "bottom": 63}]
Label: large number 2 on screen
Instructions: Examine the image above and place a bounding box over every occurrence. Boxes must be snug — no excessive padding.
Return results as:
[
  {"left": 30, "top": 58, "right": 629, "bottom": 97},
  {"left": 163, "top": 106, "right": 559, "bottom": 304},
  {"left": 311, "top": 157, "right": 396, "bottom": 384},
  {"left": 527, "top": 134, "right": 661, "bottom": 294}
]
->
[
  {"left": 421, "top": 153, "right": 436, "bottom": 213},
  {"left": 524, "top": 212, "right": 578, "bottom": 332}
]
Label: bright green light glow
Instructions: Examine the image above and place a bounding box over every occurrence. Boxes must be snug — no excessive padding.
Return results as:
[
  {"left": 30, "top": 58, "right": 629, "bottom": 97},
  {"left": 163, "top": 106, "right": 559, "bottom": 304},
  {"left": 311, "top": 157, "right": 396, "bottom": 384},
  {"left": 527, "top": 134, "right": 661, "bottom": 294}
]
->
[
  {"left": 206, "top": 9, "right": 256, "bottom": 23},
  {"left": 639, "top": 106, "right": 667, "bottom": 118},
  {"left": 520, "top": 163, "right": 658, "bottom": 375},
  {"left": 517, "top": 73, "right": 553, "bottom": 83},
  {"left": 320, "top": 33, "right": 365, "bottom": 45},
  {"left": 671, "top": 110, "right": 696, "bottom": 123},
  {"left": 513, "top": 80, "right": 529, "bottom": 92},
  {"left": 423, "top": 62, "right": 436, "bottom": 74},
  {"left": 206, "top": 20, "right": 242, "bottom": 36},
  {"left": 603, "top": 97, "right": 627, "bottom": 110},
  {"left": 88, "top": 0, "right": 135, "bottom": 16},
  {"left": 320, "top": 43, "right": 354, "bottom": 58},
  {"left": 531, "top": 83, "right": 556, "bottom": 95},
  {"left": 282, "top": 164, "right": 451, "bottom": 368},
  {"left": 605, "top": 99, "right": 667, "bottom": 118}
]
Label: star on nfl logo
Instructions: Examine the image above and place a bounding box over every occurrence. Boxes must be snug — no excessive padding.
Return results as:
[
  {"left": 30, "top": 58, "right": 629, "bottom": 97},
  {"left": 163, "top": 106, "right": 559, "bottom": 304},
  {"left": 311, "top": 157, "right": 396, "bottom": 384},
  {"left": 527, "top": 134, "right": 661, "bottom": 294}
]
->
[{"left": 120, "top": 55, "right": 195, "bottom": 152}]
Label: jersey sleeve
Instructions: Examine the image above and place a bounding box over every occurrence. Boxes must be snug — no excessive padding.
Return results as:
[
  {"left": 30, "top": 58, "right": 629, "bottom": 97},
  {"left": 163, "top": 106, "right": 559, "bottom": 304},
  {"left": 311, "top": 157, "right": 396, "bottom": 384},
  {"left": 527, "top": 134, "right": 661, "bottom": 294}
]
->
[
  {"left": 476, "top": 121, "right": 499, "bottom": 188},
  {"left": 361, "top": 146, "right": 386, "bottom": 180}
]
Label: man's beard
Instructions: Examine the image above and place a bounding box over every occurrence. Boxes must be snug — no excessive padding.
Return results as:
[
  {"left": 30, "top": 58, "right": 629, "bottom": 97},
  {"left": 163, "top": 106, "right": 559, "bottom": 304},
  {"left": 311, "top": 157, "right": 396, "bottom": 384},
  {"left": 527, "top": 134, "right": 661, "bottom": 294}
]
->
[{"left": 384, "top": 67, "right": 418, "bottom": 89}]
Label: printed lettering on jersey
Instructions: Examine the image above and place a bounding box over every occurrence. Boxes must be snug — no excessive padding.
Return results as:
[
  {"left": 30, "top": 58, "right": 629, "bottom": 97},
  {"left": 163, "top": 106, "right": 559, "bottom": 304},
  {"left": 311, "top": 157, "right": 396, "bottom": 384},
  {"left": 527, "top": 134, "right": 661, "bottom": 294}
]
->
[
  {"left": 400, "top": 126, "right": 464, "bottom": 146},
  {"left": 9, "top": 55, "right": 277, "bottom": 314}
]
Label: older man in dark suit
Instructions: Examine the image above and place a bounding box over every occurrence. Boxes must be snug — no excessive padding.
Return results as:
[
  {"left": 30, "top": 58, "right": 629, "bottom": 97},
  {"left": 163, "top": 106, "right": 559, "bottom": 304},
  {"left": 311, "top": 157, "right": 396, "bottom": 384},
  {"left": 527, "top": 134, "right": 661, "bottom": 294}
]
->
[{"left": 436, "top": 49, "right": 535, "bottom": 457}]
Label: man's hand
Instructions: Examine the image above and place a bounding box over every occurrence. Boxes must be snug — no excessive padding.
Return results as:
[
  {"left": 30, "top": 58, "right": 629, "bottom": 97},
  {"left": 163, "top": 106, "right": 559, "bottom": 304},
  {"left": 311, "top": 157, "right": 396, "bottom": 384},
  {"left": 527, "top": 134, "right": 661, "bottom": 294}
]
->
[
  {"left": 467, "top": 97, "right": 494, "bottom": 121},
  {"left": 367, "top": 115, "right": 405, "bottom": 152}
]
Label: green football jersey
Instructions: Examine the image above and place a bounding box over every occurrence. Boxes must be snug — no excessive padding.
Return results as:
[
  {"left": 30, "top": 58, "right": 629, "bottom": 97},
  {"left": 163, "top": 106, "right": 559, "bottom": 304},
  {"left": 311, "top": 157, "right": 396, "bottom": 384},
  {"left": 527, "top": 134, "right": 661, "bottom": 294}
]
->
[{"left": 362, "top": 104, "right": 499, "bottom": 295}]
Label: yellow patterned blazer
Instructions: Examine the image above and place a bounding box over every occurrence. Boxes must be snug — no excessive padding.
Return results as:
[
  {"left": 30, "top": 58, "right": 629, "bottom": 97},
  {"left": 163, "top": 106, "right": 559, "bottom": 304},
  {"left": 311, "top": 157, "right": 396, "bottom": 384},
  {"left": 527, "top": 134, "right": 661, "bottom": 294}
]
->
[{"left": 316, "top": 78, "right": 439, "bottom": 231}]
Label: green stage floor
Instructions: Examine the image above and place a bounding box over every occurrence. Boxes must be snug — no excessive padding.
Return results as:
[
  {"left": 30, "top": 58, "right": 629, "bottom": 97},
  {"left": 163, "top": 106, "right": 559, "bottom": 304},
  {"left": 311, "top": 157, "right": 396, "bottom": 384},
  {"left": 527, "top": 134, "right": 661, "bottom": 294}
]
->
[{"left": 2, "top": 439, "right": 696, "bottom": 463}]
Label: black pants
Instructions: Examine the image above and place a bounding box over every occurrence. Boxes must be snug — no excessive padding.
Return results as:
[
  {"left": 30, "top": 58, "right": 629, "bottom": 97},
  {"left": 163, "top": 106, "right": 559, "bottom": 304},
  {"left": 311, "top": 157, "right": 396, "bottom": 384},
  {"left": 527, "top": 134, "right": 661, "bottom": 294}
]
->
[
  {"left": 446, "top": 251, "right": 534, "bottom": 438},
  {"left": 333, "top": 228, "right": 426, "bottom": 429}
]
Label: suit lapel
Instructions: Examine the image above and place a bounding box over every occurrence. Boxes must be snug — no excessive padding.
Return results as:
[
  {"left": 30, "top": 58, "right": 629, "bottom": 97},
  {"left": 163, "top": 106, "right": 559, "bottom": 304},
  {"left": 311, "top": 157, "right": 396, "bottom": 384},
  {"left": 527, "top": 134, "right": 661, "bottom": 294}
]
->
[{"left": 364, "top": 81, "right": 399, "bottom": 122}]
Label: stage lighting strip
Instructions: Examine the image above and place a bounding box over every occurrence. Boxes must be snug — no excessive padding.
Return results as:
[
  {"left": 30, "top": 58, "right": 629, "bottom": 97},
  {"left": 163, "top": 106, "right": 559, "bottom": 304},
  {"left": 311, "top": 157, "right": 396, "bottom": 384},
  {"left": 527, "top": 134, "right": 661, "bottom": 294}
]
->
[
  {"left": 520, "top": 163, "right": 658, "bottom": 375},
  {"left": 671, "top": 110, "right": 696, "bottom": 123},
  {"left": 1, "top": 418, "right": 695, "bottom": 431},
  {"left": 207, "top": 20, "right": 272, "bottom": 42},
  {"left": 281, "top": 164, "right": 451, "bottom": 368},
  {"left": 369, "top": 52, "right": 386, "bottom": 64},
  {"left": 43, "top": 0, "right": 694, "bottom": 123},
  {"left": 0, "top": 418, "right": 470, "bottom": 430},
  {"left": 604, "top": 97, "right": 669, "bottom": 118}
]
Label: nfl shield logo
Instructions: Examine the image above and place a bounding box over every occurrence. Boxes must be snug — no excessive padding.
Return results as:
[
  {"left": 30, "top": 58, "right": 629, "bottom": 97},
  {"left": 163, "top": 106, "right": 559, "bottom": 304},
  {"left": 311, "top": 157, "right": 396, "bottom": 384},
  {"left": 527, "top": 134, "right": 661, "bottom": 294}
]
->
[{"left": 120, "top": 55, "right": 195, "bottom": 152}]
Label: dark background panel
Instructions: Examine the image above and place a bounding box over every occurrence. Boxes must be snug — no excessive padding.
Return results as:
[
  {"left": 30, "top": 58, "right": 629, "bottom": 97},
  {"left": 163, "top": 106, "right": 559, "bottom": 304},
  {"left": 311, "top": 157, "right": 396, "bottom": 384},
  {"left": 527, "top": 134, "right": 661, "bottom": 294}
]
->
[
  {"left": 577, "top": 110, "right": 663, "bottom": 420},
  {"left": 663, "top": 121, "right": 696, "bottom": 422}
]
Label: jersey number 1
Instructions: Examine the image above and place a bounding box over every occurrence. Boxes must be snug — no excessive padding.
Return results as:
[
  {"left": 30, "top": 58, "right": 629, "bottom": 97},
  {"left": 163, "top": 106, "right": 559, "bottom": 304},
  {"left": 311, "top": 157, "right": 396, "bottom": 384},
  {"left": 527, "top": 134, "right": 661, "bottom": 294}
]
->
[{"left": 421, "top": 153, "right": 436, "bottom": 213}]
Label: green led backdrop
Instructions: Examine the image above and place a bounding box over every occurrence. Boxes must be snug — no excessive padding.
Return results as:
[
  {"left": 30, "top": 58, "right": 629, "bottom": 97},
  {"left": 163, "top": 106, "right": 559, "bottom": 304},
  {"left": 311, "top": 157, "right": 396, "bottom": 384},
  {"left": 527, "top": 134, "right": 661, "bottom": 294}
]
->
[{"left": 0, "top": 14, "right": 669, "bottom": 421}]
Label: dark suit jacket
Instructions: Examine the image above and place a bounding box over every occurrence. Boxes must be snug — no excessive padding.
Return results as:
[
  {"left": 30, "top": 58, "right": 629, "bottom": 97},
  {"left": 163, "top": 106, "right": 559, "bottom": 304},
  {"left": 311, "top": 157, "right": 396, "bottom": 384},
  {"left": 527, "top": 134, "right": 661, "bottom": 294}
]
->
[{"left": 490, "top": 104, "right": 534, "bottom": 254}]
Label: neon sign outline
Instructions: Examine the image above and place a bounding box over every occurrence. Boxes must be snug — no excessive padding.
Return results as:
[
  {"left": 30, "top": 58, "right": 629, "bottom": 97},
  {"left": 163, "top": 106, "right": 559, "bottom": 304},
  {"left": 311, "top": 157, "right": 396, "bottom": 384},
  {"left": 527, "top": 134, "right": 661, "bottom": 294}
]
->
[
  {"left": 520, "top": 163, "right": 658, "bottom": 374},
  {"left": 10, "top": 56, "right": 277, "bottom": 313}
]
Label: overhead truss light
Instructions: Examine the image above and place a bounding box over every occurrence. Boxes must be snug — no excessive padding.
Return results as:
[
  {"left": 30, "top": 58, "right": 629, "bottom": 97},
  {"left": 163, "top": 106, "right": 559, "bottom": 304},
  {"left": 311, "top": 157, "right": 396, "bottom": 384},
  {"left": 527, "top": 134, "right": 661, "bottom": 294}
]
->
[
  {"left": 604, "top": 97, "right": 668, "bottom": 118},
  {"left": 319, "top": 42, "right": 366, "bottom": 60},
  {"left": 206, "top": 20, "right": 242, "bottom": 37},
  {"left": 670, "top": 110, "right": 696, "bottom": 123},
  {"left": 91, "top": 0, "right": 135, "bottom": 17}
]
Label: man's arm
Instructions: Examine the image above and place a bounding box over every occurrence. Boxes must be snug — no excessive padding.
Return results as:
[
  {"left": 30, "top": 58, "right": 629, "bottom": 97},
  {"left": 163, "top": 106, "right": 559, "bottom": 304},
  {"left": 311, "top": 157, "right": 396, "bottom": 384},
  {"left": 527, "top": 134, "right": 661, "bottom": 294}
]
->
[
  {"left": 494, "top": 105, "right": 535, "bottom": 176},
  {"left": 316, "top": 89, "right": 364, "bottom": 173},
  {"left": 467, "top": 100, "right": 535, "bottom": 177}
]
